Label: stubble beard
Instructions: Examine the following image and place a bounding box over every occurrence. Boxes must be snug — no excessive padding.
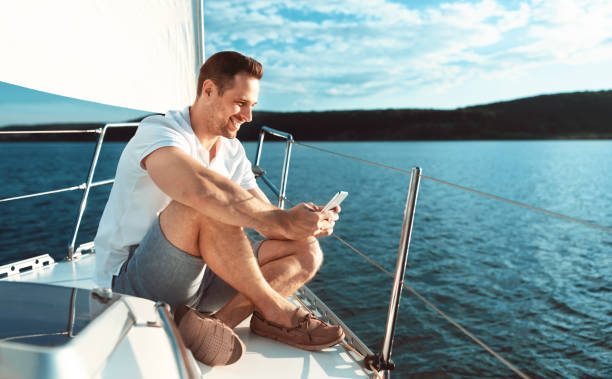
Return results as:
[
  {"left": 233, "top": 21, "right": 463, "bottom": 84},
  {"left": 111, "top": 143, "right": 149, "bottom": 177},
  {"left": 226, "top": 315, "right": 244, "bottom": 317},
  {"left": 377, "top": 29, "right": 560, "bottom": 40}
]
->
[
  {"left": 209, "top": 112, "right": 238, "bottom": 139},
  {"left": 223, "top": 117, "right": 240, "bottom": 139}
]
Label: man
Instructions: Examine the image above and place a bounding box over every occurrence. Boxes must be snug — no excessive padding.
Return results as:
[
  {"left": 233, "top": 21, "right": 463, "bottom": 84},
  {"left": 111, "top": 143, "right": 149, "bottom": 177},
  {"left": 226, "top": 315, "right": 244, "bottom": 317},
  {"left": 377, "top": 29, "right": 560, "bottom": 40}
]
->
[{"left": 94, "top": 51, "right": 344, "bottom": 366}]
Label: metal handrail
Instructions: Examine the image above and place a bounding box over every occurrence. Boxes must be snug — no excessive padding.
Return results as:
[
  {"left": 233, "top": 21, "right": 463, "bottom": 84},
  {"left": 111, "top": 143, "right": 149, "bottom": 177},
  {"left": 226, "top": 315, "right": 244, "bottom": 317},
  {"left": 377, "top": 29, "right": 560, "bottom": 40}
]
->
[
  {"left": 155, "top": 302, "right": 199, "bottom": 379},
  {"left": 0, "top": 123, "right": 138, "bottom": 261},
  {"left": 378, "top": 167, "right": 421, "bottom": 375},
  {"left": 254, "top": 126, "right": 294, "bottom": 209},
  {"left": 64, "top": 123, "right": 137, "bottom": 260},
  {"left": 260, "top": 126, "right": 293, "bottom": 140}
]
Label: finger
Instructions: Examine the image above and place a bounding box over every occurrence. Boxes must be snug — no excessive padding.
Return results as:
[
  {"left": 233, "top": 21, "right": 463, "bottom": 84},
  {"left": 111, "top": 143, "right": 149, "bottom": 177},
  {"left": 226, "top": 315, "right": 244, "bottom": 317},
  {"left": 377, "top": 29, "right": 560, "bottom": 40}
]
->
[
  {"left": 333, "top": 205, "right": 341, "bottom": 213},
  {"left": 314, "top": 227, "right": 334, "bottom": 237},
  {"left": 321, "top": 210, "right": 339, "bottom": 222},
  {"left": 303, "top": 202, "right": 318, "bottom": 212},
  {"left": 317, "top": 219, "right": 335, "bottom": 230}
]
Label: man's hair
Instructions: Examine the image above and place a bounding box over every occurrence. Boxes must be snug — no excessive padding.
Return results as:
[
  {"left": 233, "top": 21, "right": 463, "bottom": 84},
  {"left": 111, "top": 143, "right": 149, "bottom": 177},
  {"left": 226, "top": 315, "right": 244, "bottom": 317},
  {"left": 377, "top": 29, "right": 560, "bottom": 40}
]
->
[{"left": 196, "top": 51, "right": 263, "bottom": 97}]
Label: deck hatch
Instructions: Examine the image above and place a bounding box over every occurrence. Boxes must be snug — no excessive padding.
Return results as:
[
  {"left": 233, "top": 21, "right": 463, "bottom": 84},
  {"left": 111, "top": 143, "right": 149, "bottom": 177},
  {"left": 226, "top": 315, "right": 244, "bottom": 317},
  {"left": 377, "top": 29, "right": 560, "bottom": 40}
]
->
[{"left": 0, "top": 282, "right": 119, "bottom": 346}]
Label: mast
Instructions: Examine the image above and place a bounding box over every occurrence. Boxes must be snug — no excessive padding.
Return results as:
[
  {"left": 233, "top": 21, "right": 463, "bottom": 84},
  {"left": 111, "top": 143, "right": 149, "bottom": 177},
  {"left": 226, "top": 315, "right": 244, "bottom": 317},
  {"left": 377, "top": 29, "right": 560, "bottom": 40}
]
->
[{"left": 196, "top": 0, "right": 206, "bottom": 68}]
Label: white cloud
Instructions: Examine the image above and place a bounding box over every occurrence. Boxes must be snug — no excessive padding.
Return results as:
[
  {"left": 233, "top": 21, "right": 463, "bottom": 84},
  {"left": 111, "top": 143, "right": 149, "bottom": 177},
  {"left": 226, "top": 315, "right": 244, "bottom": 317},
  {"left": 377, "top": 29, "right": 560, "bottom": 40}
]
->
[
  {"left": 204, "top": 0, "right": 612, "bottom": 110},
  {"left": 523, "top": 0, "right": 612, "bottom": 63},
  {"left": 497, "top": 2, "right": 531, "bottom": 30}
]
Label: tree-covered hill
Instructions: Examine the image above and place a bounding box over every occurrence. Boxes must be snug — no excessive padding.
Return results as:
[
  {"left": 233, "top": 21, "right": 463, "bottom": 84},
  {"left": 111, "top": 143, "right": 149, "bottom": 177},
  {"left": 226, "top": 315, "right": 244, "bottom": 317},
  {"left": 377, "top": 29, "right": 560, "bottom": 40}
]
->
[
  {"left": 2, "top": 90, "right": 610, "bottom": 141},
  {"left": 240, "top": 90, "right": 612, "bottom": 141}
]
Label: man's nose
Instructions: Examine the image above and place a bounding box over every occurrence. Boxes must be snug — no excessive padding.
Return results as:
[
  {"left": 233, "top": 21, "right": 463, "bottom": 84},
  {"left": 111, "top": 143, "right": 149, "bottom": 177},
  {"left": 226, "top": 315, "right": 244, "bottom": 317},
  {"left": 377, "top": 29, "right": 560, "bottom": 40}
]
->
[{"left": 240, "top": 106, "right": 252, "bottom": 122}]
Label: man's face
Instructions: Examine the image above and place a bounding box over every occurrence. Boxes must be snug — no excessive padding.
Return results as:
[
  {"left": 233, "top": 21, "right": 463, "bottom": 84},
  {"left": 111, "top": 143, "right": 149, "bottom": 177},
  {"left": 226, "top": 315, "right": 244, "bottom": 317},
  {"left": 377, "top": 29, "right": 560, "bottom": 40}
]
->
[{"left": 207, "top": 72, "right": 260, "bottom": 139}]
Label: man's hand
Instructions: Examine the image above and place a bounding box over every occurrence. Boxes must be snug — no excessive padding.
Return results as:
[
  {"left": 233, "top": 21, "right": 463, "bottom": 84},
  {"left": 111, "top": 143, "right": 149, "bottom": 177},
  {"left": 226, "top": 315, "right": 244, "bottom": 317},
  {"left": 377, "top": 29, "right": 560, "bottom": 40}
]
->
[
  {"left": 276, "top": 202, "right": 340, "bottom": 240},
  {"left": 313, "top": 203, "right": 340, "bottom": 237}
]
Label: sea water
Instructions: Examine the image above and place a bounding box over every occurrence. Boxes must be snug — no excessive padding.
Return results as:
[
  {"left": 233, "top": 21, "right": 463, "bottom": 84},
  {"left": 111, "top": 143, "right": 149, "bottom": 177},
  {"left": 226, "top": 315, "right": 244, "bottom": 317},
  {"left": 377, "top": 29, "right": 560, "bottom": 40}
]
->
[{"left": 1, "top": 140, "right": 611, "bottom": 378}]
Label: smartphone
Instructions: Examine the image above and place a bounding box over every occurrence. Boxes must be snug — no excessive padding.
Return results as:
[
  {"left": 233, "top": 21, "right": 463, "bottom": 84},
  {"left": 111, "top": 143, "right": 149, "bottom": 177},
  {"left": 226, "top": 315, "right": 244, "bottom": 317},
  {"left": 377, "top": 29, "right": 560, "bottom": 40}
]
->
[{"left": 321, "top": 191, "right": 348, "bottom": 212}]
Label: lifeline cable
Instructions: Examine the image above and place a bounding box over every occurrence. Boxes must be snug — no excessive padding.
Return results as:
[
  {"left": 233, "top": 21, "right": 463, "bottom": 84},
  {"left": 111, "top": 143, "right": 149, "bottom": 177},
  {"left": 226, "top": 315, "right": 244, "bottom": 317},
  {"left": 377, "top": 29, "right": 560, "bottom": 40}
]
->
[
  {"left": 0, "top": 179, "right": 114, "bottom": 203},
  {"left": 294, "top": 141, "right": 612, "bottom": 235},
  {"left": 420, "top": 174, "right": 612, "bottom": 234},
  {"left": 0, "top": 129, "right": 101, "bottom": 134}
]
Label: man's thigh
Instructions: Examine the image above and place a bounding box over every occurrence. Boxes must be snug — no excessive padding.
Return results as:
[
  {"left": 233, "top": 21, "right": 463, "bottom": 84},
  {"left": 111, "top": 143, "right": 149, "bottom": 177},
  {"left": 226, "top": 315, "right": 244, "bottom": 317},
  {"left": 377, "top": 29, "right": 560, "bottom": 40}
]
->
[
  {"left": 158, "top": 200, "right": 202, "bottom": 256},
  {"left": 197, "top": 236, "right": 264, "bottom": 313},
  {"left": 112, "top": 217, "right": 207, "bottom": 310}
]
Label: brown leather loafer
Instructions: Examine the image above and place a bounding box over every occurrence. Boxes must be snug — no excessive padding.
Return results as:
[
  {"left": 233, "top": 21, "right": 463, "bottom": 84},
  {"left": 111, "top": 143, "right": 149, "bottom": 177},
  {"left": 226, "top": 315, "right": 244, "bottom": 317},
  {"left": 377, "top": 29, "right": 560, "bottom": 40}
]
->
[
  {"left": 250, "top": 311, "right": 345, "bottom": 351},
  {"left": 175, "top": 305, "right": 245, "bottom": 366}
]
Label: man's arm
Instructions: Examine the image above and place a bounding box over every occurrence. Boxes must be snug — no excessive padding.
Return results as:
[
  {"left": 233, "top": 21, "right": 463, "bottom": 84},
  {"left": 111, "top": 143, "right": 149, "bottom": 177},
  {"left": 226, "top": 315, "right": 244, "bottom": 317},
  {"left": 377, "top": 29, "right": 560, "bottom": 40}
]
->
[
  {"left": 143, "top": 146, "right": 324, "bottom": 240},
  {"left": 248, "top": 186, "right": 272, "bottom": 205}
]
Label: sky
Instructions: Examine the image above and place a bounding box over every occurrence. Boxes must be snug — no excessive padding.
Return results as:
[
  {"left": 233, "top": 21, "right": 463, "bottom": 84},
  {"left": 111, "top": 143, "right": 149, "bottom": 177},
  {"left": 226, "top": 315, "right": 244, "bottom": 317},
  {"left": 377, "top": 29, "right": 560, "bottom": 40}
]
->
[{"left": 1, "top": 0, "right": 612, "bottom": 126}]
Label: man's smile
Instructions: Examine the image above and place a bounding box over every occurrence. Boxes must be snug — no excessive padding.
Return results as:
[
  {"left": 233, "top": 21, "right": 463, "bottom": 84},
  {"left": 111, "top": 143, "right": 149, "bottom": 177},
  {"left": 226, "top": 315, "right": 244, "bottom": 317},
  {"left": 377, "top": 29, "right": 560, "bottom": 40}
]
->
[{"left": 229, "top": 116, "right": 241, "bottom": 131}]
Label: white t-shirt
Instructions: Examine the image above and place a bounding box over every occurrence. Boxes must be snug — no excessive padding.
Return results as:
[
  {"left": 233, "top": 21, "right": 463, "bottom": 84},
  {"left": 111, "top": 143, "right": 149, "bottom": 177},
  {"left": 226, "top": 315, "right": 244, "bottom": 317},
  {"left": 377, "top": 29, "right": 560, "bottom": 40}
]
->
[{"left": 94, "top": 106, "right": 257, "bottom": 288}]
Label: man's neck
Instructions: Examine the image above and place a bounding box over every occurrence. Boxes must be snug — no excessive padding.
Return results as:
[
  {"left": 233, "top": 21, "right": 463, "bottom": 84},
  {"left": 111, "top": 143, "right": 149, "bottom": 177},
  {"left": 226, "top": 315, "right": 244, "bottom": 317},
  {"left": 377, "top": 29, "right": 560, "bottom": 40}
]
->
[{"left": 189, "top": 106, "right": 219, "bottom": 152}]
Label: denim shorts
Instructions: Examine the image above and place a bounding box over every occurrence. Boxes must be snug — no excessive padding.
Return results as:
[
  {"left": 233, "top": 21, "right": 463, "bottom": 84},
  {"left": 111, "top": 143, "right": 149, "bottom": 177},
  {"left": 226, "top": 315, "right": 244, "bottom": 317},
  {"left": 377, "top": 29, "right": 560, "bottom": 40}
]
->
[{"left": 112, "top": 217, "right": 263, "bottom": 313}]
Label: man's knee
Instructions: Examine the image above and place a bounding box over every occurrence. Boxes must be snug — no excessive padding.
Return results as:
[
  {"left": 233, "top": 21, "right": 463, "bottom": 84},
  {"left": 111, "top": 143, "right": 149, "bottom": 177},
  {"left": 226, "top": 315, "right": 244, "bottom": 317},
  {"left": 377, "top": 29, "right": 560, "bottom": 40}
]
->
[
  {"left": 162, "top": 200, "right": 241, "bottom": 233},
  {"left": 160, "top": 200, "right": 244, "bottom": 255},
  {"left": 161, "top": 200, "right": 203, "bottom": 225},
  {"left": 296, "top": 237, "right": 323, "bottom": 279}
]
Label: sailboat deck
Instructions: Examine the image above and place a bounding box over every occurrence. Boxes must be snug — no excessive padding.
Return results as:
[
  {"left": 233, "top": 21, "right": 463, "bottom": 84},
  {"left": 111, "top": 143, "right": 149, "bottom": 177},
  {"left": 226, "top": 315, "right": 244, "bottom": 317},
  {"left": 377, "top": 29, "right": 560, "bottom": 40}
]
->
[{"left": 4, "top": 253, "right": 370, "bottom": 378}]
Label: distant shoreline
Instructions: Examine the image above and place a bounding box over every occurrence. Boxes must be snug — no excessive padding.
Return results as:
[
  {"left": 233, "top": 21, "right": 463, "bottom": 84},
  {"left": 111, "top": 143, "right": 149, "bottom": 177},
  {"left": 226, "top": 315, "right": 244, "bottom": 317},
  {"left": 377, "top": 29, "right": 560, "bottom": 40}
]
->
[{"left": 2, "top": 90, "right": 611, "bottom": 141}]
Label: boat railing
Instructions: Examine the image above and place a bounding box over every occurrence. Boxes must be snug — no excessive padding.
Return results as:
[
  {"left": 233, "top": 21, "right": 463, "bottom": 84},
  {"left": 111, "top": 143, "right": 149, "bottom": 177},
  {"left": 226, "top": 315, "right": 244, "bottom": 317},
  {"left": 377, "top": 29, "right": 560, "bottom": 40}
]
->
[
  {"left": 0, "top": 123, "right": 139, "bottom": 262},
  {"left": 4, "top": 126, "right": 611, "bottom": 378},
  {"left": 254, "top": 127, "right": 422, "bottom": 377},
  {"left": 0, "top": 125, "right": 201, "bottom": 379},
  {"left": 155, "top": 302, "right": 199, "bottom": 379},
  {"left": 253, "top": 128, "right": 612, "bottom": 379}
]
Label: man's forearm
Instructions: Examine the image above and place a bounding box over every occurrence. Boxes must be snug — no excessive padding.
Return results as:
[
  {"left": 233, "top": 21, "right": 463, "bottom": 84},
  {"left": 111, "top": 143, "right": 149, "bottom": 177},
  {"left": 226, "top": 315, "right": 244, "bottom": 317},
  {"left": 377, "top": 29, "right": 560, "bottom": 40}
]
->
[
  {"left": 183, "top": 167, "right": 288, "bottom": 238},
  {"left": 245, "top": 186, "right": 288, "bottom": 239}
]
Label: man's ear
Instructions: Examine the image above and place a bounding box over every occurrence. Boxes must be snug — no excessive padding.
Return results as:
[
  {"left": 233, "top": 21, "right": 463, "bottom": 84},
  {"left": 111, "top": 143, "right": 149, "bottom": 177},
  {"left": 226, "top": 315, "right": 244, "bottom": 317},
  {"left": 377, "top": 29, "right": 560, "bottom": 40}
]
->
[{"left": 201, "top": 79, "right": 216, "bottom": 97}]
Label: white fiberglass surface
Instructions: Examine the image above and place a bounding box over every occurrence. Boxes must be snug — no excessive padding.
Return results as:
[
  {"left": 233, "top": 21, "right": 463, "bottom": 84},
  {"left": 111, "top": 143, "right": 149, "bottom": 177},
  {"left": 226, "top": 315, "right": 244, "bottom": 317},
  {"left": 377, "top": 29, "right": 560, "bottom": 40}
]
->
[
  {"left": 5, "top": 255, "right": 371, "bottom": 378},
  {"left": 203, "top": 324, "right": 369, "bottom": 379}
]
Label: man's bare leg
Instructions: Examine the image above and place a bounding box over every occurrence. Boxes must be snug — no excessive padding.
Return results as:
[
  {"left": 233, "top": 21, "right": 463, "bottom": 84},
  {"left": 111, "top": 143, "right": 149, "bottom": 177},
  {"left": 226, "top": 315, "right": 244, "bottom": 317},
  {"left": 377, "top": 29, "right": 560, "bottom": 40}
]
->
[
  {"left": 160, "top": 200, "right": 304, "bottom": 328},
  {"left": 213, "top": 237, "right": 323, "bottom": 328}
]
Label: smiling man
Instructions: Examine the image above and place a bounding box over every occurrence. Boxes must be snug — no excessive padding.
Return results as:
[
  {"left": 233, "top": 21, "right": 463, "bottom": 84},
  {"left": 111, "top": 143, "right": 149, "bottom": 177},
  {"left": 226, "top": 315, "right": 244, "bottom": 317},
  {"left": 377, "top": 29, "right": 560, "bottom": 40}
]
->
[{"left": 94, "top": 51, "right": 344, "bottom": 366}]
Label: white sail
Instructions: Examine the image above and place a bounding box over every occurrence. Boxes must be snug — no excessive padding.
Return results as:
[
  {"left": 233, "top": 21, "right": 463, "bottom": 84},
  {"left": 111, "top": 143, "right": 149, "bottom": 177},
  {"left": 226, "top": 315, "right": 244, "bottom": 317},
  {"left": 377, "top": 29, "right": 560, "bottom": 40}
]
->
[{"left": 0, "top": 0, "right": 204, "bottom": 113}]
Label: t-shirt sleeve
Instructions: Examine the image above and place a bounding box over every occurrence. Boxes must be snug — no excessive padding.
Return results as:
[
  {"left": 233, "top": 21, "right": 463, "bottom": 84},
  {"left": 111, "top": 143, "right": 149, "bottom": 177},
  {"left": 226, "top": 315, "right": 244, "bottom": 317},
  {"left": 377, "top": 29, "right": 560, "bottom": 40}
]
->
[
  {"left": 132, "top": 117, "right": 191, "bottom": 172},
  {"left": 235, "top": 143, "right": 257, "bottom": 190}
]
